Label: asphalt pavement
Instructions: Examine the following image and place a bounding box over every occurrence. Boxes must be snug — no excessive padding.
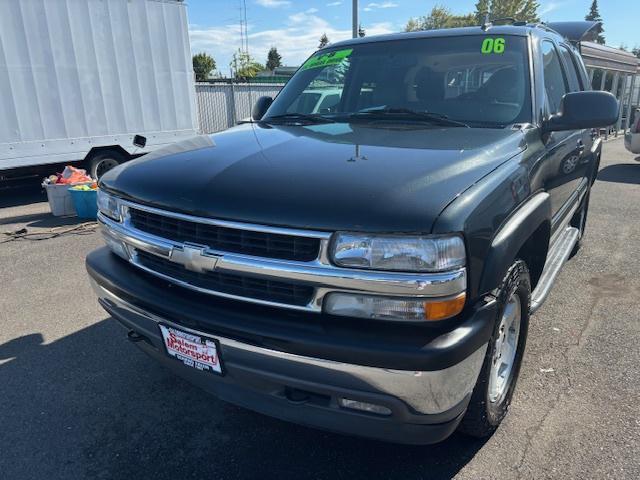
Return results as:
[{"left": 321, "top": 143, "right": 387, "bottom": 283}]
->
[{"left": 1, "top": 138, "right": 639, "bottom": 480}]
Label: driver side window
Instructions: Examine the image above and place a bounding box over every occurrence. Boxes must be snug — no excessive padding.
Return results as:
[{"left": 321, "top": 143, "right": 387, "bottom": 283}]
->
[{"left": 541, "top": 41, "right": 569, "bottom": 115}]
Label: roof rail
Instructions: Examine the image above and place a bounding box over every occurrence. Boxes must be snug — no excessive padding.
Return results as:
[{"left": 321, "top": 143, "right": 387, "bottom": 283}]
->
[{"left": 532, "top": 23, "right": 554, "bottom": 33}]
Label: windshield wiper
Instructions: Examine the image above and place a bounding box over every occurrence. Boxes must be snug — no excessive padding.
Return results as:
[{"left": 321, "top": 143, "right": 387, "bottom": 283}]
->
[
  {"left": 349, "top": 107, "right": 470, "bottom": 128},
  {"left": 262, "top": 113, "right": 335, "bottom": 124}
]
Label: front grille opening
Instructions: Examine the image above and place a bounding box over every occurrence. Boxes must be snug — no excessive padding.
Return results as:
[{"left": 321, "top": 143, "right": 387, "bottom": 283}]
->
[
  {"left": 129, "top": 209, "right": 320, "bottom": 262},
  {"left": 135, "top": 250, "right": 314, "bottom": 307}
]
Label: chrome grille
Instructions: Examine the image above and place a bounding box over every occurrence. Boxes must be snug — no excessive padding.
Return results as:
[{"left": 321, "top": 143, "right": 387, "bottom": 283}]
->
[
  {"left": 129, "top": 208, "right": 320, "bottom": 262},
  {"left": 136, "top": 250, "right": 314, "bottom": 307}
]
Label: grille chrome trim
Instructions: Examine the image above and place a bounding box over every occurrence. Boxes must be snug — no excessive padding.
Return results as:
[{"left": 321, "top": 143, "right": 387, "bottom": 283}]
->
[
  {"left": 99, "top": 204, "right": 467, "bottom": 313},
  {"left": 136, "top": 250, "right": 314, "bottom": 307},
  {"left": 121, "top": 200, "right": 332, "bottom": 240},
  {"left": 128, "top": 207, "right": 322, "bottom": 262}
]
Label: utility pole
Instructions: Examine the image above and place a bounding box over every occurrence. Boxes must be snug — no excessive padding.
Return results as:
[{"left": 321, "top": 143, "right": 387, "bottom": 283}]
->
[{"left": 352, "top": 0, "right": 358, "bottom": 39}]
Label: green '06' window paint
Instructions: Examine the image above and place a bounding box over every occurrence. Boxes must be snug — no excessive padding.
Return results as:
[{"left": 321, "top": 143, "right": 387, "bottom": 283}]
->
[
  {"left": 301, "top": 48, "right": 353, "bottom": 70},
  {"left": 481, "top": 37, "right": 505, "bottom": 54}
]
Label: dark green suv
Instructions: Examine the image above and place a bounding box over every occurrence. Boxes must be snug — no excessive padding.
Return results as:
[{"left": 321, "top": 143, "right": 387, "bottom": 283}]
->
[{"left": 88, "top": 21, "right": 618, "bottom": 444}]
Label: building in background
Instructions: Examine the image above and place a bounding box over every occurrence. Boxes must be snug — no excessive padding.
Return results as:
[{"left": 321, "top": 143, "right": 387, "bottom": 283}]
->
[{"left": 581, "top": 42, "right": 640, "bottom": 134}]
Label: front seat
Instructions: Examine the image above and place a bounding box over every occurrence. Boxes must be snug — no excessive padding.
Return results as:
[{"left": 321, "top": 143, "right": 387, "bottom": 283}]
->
[
  {"left": 414, "top": 66, "right": 445, "bottom": 111},
  {"left": 476, "top": 67, "right": 522, "bottom": 104}
]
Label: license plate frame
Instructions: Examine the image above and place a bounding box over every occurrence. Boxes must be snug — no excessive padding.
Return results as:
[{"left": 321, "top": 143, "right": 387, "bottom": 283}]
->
[{"left": 158, "top": 324, "right": 224, "bottom": 376}]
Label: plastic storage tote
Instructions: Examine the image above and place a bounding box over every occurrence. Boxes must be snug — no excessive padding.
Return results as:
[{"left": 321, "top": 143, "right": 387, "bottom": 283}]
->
[
  {"left": 68, "top": 187, "right": 98, "bottom": 219},
  {"left": 44, "top": 182, "right": 91, "bottom": 217}
]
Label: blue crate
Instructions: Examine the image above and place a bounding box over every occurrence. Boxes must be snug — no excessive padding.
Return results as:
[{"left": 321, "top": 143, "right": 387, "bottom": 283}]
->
[{"left": 68, "top": 187, "right": 98, "bottom": 219}]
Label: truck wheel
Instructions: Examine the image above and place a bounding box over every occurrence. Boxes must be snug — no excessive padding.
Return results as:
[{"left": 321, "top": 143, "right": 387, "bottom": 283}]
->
[
  {"left": 569, "top": 190, "right": 591, "bottom": 258},
  {"left": 87, "top": 151, "right": 125, "bottom": 179},
  {"left": 458, "top": 260, "right": 531, "bottom": 438}
]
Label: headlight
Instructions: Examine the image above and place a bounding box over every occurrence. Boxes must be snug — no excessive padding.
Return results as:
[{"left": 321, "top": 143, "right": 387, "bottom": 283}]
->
[
  {"left": 331, "top": 233, "right": 465, "bottom": 272},
  {"left": 97, "top": 189, "right": 121, "bottom": 221}
]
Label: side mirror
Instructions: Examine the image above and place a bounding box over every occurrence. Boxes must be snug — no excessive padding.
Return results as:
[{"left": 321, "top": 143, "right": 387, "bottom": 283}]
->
[
  {"left": 544, "top": 91, "right": 619, "bottom": 132},
  {"left": 252, "top": 96, "right": 273, "bottom": 121},
  {"left": 133, "top": 135, "right": 147, "bottom": 148}
]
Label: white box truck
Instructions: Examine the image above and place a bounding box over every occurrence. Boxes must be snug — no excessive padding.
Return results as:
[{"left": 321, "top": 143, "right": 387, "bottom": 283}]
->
[{"left": 0, "top": 0, "right": 197, "bottom": 185}]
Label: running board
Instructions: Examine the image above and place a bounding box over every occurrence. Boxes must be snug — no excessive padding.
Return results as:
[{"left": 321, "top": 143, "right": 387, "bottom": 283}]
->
[{"left": 530, "top": 226, "right": 580, "bottom": 313}]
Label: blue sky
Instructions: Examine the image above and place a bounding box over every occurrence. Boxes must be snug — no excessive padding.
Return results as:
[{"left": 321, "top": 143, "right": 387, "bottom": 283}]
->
[{"left": 187, "top": 1, "right": 639, "bottom": 75}]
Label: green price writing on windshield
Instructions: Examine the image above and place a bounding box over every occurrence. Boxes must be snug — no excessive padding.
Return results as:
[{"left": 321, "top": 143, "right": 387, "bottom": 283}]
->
[
  {"left": 301, "top": 48, "right": 353, "bottom": 70},
  {"left": 481, "top": 37, "right": 505, "bottom": 54}
]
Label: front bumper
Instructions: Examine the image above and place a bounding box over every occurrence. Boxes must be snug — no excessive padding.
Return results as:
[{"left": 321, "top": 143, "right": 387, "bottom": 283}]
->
[{"left": 87, "top": 248, "right": 494, "bottom": 444}]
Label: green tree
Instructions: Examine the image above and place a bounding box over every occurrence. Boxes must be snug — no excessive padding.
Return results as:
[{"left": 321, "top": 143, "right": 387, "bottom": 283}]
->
[
  {"left": 266, "top": 47, "right": 282, "bottom": 71},
  {"left": 585, "top": 0, "right": 605, "bottom": 44},
  {"left": 486, "top": 0, "right": 539, "bottom": 23},
  {"left": 474, "top": 0, "right": 490, "bottom": 23},
  {"left": 632, "top": 47, "right": 640, "bottom": 59},
  {"left": 318, "top": 33, "right": 330, "bottom": 48},
  {"left": 405, "top": 18, "right": 422, "bottom": 32},
  {"left": 404, "top": 5, "right": 475, "bottom": 32},
  {"left": 192, "top": 52, "right": 216, "bottom": 82},
  {"left": 405, "top": 1, "right": 541, "bottom": 32},
  {"left": 230, "top": 50, "right": 263, "bottom": 79}
]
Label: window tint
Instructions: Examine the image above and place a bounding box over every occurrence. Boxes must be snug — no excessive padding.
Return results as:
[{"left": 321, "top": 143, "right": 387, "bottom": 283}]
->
[
  {"left": 287, "top": 92, "right": 322, "bottom": 113},
  {"left": 268, "top": 35, "right": 532, "bottom": 127},
  {"left": 541, "top": 41, "right": 568, "bottom": 114},
  {"left": 558, "top": 45, "right": 582, "bottom": 92},
  {"left": 316, "top": 93, "right": 341, "bottom": 113}
]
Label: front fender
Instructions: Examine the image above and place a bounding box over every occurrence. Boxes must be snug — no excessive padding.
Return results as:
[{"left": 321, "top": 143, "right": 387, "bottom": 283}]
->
[{"left": 478, "top": 192, "right": 551, "bottom": 295}]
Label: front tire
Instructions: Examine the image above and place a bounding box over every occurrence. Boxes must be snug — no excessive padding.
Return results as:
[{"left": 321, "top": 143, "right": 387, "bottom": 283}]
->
[{"left": 458, "top": 260, "right": 531, "bottom": 438}]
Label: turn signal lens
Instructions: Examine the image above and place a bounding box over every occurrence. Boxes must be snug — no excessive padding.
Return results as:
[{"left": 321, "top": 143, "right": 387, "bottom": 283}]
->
[
  {"left": 423, "top": 293, "right": 466, "bottom": 321},
  {"left": 324, "top": 292, "right": 466, "bottom": 321}
]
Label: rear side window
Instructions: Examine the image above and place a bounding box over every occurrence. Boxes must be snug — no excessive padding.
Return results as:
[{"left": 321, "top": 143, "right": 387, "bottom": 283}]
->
[
  {"left": 558, "top": 45, "right": 582, "bottom": 92},
  {"left": 541, "top": 41, "right": 568, "bottom": 114}
]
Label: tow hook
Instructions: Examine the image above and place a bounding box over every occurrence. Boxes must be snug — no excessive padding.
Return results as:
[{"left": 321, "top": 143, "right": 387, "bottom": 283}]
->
[{"left": 127, "top": 330, "right": 147, "bottom": 343}]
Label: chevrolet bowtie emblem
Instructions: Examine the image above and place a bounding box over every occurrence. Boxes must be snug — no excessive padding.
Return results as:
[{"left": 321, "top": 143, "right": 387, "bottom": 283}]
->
[{"left": 169, "top": 244, "right": 221, "bottom": 273}]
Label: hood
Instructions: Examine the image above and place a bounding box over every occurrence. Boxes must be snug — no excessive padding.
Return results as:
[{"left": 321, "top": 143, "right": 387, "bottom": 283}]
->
[{"left": 101, "top": 123, "right": 525, "bottom": 233}]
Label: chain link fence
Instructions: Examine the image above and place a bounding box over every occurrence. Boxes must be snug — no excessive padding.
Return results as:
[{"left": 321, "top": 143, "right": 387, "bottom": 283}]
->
[{"left": 195, "top": 82, "right": 285, "bottom": 134}]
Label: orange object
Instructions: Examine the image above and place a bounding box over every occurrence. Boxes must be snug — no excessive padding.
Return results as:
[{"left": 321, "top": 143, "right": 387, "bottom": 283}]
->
[
  {"left": 424, "top": 293, "right": 466, "bottom": 321},
  {"left": 56, "top": 165, "right": 92, "bottom": 184}
]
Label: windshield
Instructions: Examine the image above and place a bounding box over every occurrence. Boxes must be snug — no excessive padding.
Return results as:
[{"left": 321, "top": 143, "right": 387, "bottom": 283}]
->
[{"left": 265, "top": 35, "right": 532, "bottom": 127}]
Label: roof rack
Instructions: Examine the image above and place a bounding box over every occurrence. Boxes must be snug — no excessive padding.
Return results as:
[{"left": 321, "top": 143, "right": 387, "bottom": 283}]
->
[{"left": 480, "top": 16, "right": 521, "bottom": 31}]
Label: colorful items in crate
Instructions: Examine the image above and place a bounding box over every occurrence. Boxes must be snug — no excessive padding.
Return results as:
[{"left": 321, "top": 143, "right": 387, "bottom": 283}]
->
[
  {"left": 68, "top": 184, "right": 98, "bottom": 191},
  {"left": 42, "top": 166, "right": 97, "bottom": 217},
  {"left": 42, "top": 165, "right": 93, "bottom": 185}
]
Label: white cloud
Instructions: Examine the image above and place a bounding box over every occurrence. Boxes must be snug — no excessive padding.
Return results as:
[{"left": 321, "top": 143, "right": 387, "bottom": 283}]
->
[
  {"left": 326, "top": 1, "right": 342, "bottom": 5},
  {"left": 189, "top": 13, "right": 395, "bottom": 75},
  {"left": 255, "top": 0, "right": 291, "bottom": 8},
  {"left": 306, "top": 7, "right": 319, "bottom": 13},
  {"left": 366, "top": 2, "right": 399, "bottom": 9},
  {"left": 539, "top": 1, "right": 564, "bottom": 16}
]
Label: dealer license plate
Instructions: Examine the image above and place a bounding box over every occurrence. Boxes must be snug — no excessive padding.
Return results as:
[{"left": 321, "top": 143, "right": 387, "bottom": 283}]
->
[{"left": 159, "top": 324, "right": 223, "bottom": 375}]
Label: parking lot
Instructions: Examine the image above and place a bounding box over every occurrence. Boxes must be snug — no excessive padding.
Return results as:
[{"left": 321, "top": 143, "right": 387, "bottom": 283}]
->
[{"left": 1, "top": 137, "right": 639, "bottom": 480}]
